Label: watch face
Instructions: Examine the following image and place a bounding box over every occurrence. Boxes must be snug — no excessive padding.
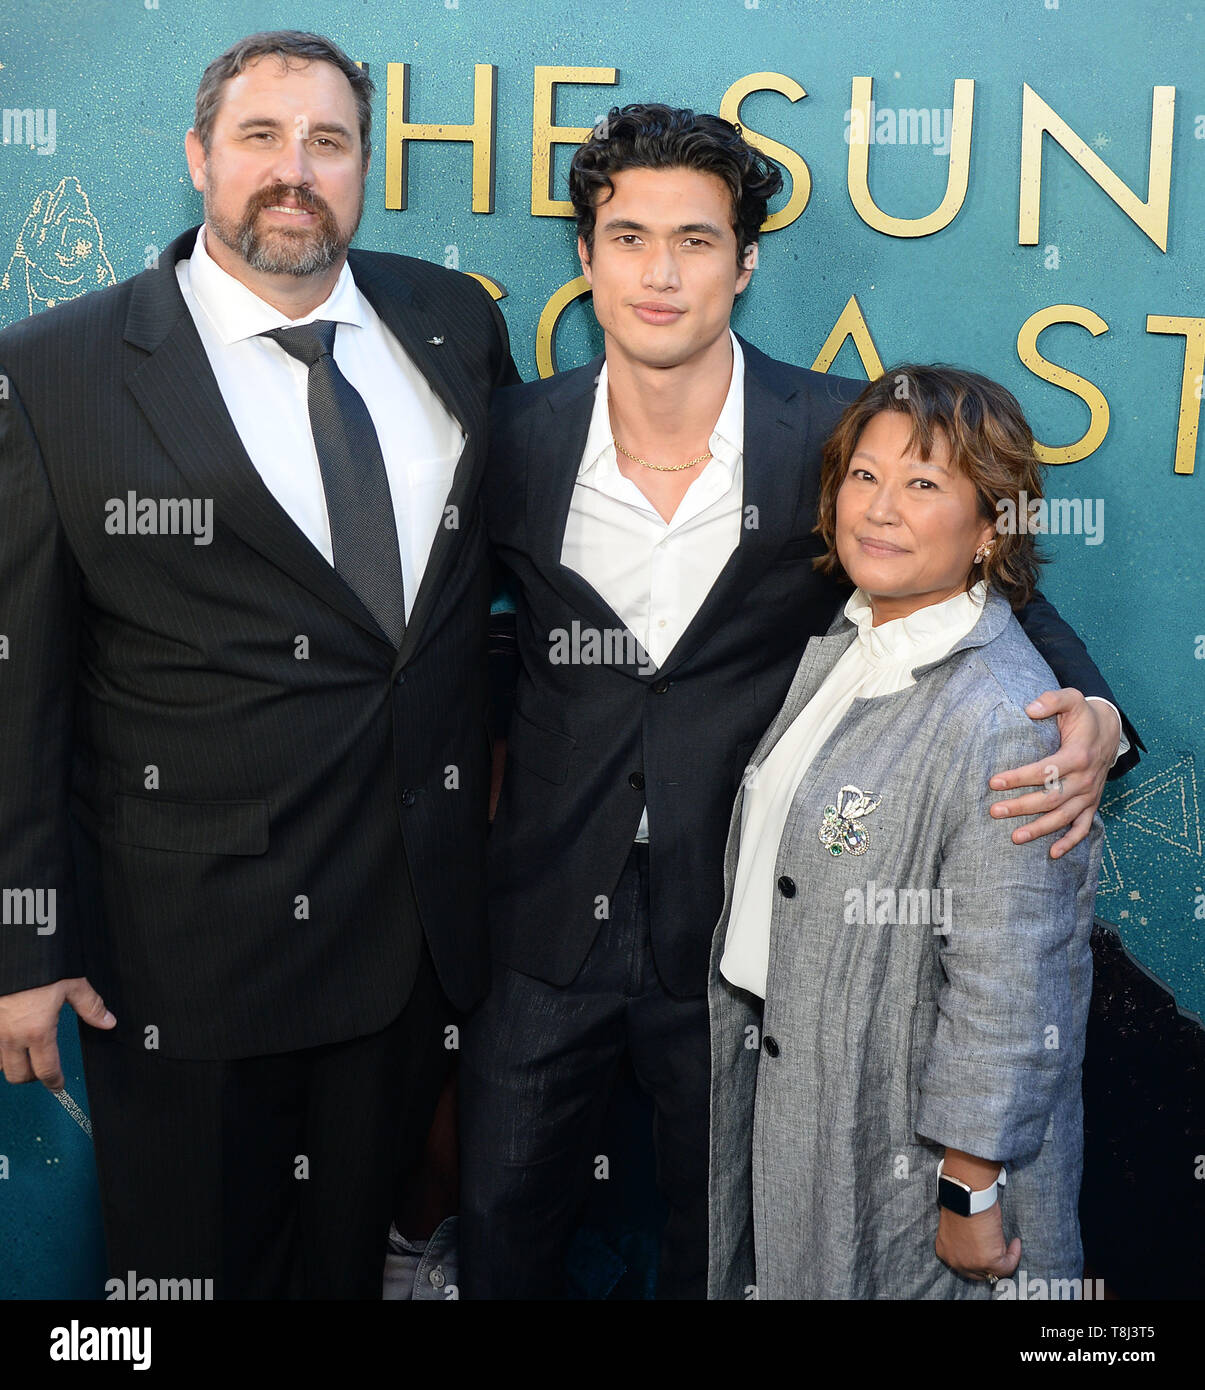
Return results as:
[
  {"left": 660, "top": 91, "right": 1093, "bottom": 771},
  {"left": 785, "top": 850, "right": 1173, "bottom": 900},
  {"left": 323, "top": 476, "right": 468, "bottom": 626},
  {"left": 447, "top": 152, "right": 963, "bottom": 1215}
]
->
[{"left": 938, "top": 1175, "right": 972, "bottom": 1217}]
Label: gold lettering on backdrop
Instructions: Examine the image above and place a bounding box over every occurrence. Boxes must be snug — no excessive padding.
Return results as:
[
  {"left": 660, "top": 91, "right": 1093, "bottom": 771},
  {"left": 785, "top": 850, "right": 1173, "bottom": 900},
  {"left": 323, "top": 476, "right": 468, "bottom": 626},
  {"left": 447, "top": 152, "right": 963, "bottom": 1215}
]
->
[
  {"left": 846, "top": 76, "right": 975, "bottom": 237},
  {"left": 1145, "top": 315, "right": 1204, "bottom": 475},
  {"left": 810, "top": 295, "right": 884, "bottom": 378},
  {"left": 465, "top": 273, "right": 507, "bottom": 302},
  {"left": 384, "top": 63, "right": 497, "bottom": 212},
  {"left": 1016, "top": 304, "right": 1110, "bottom": 464},
  {"left": 718, "top": 73, "right": 811, "bottom": 232},
  {"left": 536, "top": 275, "right": 591, "bottom": 378},
  {"left": 531, "top": 67, "right": 620, "bottom": 217},
  {"left": 1018, "top": 85, "right": 1174, "bottom": 251},
  {"left": 364, "top": 63, "right": 1192, "bottom": 477}
]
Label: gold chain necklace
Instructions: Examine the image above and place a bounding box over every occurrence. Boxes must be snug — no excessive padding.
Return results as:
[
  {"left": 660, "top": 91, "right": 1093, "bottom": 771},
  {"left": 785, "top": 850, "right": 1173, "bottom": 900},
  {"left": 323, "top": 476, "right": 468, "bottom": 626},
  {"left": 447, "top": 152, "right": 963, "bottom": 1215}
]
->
[{"left": 613, "top": 437, "right": 712, "bottom": 473}]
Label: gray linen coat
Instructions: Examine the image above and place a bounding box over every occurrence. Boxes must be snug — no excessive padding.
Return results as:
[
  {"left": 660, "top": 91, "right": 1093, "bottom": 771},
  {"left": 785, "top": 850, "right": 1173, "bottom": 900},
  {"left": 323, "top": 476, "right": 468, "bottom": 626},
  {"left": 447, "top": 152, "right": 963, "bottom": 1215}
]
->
[{"left": 708, "top": 591, "right": 1103, "bottom": 1300}]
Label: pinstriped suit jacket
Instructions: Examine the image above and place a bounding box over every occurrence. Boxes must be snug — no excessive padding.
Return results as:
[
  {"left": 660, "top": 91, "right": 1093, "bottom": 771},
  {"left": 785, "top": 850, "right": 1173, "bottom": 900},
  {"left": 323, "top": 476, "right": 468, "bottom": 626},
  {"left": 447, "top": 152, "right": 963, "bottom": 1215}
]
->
[{"left": 0, "top": 226, "right": 517, "bottom": 1059}]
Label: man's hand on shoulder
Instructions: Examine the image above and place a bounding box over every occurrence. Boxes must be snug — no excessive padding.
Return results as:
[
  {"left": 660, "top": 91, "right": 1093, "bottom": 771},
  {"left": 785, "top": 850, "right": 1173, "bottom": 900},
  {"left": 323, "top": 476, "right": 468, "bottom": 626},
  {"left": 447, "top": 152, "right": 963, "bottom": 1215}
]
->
[{"left": 986, "top": 687, "right": 1118, "bottom": 859}]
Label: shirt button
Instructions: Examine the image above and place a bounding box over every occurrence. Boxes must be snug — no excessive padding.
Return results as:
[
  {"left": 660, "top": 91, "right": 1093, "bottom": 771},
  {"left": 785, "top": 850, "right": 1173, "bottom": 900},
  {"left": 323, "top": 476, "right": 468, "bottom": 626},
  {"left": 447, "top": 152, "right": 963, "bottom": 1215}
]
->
[
  {"left": 653, "top": 679, "right": 670, "bottom": 694},
  {"left": 629, "top": 772, "right": 645, "bottom": 790},
  {"left": 777, "top": 876, "right": 796, "bottom": 898},
  {"left": 400, "top": 789, "right": 416, "bottom": 807},
  {"left": 762, "top": 1035, "right": 780, "bottom": 1058},
  {"left": 657, "top": 618, "right": 667, "bottom": 628}
]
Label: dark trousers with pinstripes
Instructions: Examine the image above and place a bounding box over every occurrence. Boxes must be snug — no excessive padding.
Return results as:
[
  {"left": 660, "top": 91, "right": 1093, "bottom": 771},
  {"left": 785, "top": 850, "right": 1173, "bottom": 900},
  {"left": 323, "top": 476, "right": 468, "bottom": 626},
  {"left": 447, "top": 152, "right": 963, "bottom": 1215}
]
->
[
  {"left": 79, "top": 939, "right": 453, "bottom": 1299},
  {"left": 459, "top": 844, "right": 711, "bottom": 1299}
]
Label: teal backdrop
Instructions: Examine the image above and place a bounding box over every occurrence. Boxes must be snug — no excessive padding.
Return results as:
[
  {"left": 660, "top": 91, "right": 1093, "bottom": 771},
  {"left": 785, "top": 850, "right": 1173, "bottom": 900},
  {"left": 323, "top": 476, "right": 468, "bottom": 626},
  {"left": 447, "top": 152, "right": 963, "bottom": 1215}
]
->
[{"left": 0, "top": 0, "right": 1201, "bottom": 1298}]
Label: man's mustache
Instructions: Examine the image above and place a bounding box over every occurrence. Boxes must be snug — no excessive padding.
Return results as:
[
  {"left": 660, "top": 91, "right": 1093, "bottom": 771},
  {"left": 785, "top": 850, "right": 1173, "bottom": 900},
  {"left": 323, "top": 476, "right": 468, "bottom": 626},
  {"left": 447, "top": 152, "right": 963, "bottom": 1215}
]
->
[{"left": 243, "top": 184, "right": 332, "bottom": 220}]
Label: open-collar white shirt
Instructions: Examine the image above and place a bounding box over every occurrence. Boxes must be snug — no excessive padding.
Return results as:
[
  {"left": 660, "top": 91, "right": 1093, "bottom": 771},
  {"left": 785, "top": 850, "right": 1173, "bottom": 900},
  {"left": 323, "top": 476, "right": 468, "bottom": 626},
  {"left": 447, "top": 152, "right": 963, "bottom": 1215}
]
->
[{"left": 560, "top": 332, "right": 746, "bottom": 840}]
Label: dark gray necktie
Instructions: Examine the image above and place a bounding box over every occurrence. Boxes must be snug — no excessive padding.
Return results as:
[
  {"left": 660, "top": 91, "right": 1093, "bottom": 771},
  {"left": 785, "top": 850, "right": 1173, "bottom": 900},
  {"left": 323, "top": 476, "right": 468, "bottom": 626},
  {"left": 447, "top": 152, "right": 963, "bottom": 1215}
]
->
[{"left": 263, "top": 320, "right": 406, "bottom": 647}]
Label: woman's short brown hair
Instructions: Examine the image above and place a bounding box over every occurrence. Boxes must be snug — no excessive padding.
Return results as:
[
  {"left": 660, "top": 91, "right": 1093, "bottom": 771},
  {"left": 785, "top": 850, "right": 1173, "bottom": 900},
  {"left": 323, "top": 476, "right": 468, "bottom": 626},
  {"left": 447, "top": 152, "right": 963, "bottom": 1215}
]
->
[{"left": 813, "top": 364, "right": 1046, "bottom": 610}]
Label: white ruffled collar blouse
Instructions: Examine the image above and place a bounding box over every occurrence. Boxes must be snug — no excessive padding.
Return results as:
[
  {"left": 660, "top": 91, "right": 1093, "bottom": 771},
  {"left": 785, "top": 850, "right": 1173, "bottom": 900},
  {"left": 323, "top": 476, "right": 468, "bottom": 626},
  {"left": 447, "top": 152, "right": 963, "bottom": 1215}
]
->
[{"left": 719, "top": 581, "right": 989, "bottom": 998}]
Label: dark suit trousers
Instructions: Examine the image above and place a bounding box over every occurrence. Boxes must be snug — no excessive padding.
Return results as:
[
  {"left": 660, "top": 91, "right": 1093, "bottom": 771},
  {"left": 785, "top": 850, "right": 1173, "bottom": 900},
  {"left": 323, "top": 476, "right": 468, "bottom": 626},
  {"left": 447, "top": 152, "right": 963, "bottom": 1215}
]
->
[
  {"left": 79, "top": 939, "right": 453, "bottom": 1299},
  {"left": 459, "top": 844, "right": 710, "bottom": 1299}
]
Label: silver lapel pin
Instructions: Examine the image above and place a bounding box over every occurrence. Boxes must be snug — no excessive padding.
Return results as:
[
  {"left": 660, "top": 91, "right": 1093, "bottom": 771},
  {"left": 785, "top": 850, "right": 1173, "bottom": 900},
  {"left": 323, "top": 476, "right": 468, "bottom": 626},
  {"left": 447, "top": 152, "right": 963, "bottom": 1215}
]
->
[
  {"left": 818, "top": 784, "right": 882, "bottom": 857},
  {"left": 426, "top": 335, "right": 444, "bottom": 346}
]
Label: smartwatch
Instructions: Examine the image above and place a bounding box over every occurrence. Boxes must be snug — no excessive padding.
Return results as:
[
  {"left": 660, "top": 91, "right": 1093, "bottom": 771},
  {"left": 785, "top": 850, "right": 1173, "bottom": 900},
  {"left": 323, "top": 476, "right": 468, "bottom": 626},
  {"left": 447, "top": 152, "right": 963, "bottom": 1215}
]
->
[{"left": 936, "top": 1157, "right": 1006, "bottom": 1216}]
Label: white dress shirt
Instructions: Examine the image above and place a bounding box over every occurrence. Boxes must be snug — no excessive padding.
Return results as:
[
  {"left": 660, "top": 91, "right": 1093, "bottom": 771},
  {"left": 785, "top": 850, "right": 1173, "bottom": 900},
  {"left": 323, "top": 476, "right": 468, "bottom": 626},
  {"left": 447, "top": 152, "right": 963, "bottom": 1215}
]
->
[
  {"left": 561, "top": 332, "right": 746, "bottom": 840},
  {"left": 176, "top": 224, "right": 465, "bottom": 621},
  {"left": 720, "top": 583, "right": 990, "bottom": 999}
]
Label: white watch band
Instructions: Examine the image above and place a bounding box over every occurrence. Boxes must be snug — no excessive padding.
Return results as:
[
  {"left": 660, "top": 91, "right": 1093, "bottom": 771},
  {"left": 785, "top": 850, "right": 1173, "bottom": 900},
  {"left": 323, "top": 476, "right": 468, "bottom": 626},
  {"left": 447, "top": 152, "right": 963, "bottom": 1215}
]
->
[{"left": 937, "top": 1157, "right": 1006, "bottom": 1214}]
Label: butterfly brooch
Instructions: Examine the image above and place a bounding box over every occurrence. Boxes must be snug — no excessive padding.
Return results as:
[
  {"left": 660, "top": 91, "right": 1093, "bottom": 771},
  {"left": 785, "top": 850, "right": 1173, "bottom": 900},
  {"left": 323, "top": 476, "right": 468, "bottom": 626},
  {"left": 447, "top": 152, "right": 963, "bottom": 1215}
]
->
[{"left": 818, "top": 785, "right": 882, "bottom": 857}]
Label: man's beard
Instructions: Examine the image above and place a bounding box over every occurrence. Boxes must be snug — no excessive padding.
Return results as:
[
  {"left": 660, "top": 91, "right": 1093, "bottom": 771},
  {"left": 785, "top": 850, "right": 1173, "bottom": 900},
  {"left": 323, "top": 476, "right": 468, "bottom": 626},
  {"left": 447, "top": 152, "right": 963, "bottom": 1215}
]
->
[{"left": 204, "top": 178, "right": 364, "bottom": 277}]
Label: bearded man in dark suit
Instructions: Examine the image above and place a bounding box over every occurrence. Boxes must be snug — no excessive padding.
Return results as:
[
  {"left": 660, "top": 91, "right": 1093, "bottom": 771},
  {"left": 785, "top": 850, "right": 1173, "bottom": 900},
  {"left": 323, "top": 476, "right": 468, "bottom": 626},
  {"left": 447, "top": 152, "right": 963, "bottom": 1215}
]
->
[{"left": 0, "top": 30, "right": 516, "bottom": 1298}]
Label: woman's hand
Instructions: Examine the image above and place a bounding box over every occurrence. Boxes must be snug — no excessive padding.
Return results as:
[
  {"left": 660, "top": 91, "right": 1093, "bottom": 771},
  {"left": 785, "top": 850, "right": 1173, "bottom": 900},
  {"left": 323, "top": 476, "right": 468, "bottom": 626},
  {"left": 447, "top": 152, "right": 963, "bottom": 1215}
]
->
[
  {"left": 935, "top": 1148, "right": 1022, "bottom": 1284},
  {"left": 935, "top": 1202, "right": 1022, "bottom": 1285}
]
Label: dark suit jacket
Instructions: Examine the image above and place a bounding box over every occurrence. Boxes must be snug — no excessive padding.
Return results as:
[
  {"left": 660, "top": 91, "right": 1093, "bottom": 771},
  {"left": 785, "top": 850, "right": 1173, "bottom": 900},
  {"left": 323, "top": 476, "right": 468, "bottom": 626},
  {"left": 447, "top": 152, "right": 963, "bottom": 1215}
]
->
[
  {"left": 485, "top": 335, "right": 1141, "bottom": 998},
  {"left": 0, "top": 226, "right": 518, "bottom": 1059}
]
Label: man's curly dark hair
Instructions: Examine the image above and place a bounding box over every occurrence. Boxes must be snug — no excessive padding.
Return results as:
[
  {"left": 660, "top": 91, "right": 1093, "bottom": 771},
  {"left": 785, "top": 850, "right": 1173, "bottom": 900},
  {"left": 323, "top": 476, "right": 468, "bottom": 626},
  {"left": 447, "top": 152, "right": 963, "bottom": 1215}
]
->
[{"left": 569, "top": 104, "right": 783, "bottom": 266}]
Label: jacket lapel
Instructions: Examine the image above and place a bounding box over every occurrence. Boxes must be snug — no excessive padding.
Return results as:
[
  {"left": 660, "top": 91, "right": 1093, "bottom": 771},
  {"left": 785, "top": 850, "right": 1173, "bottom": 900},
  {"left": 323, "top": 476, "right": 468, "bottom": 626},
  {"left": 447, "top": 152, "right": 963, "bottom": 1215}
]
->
[
  {"left": 124, "top": 229, "right": 493, "bottom": 661},
  {"left": 749, "top": 622, "right": 856, "bottom": 771},
  {"left": 656, "top": 337, "right": 821, "bottom": 678},
  {"left": 747, "top": 591, "right": 1014, "bottom": 773},
  {"left": 123, "top": 228, "right": 386, "bottom": 642},
  {"left": 525, "top": 356, "right": 655, "bottom": 671},
  {"left": 523, "top": 334, "right": 831, "bottom": 682},
  {"left": 348, "top": 252, "right": 489, "bottom": 666},
  {"left": 350, "top": 252, "right": 474, "bottom": 433}
]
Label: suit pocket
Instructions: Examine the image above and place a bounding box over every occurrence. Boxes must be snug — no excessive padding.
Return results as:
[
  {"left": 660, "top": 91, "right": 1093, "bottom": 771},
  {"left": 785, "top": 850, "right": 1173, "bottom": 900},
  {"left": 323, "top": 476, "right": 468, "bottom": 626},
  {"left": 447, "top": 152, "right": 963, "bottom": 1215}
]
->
[
  {"left": 505, "top": 709, "right": 576, "bottom": 786},
  {"left": 114, "top": 794, "right": 270, "bottom": 856}
]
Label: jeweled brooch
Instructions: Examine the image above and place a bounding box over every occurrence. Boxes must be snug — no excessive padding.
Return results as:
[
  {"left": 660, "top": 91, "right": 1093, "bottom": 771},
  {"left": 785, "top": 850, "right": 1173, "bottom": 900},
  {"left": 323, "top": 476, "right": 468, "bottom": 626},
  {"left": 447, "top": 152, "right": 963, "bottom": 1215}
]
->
[{"left": 818, "top": 785, "right": 882, "bottom": 857}]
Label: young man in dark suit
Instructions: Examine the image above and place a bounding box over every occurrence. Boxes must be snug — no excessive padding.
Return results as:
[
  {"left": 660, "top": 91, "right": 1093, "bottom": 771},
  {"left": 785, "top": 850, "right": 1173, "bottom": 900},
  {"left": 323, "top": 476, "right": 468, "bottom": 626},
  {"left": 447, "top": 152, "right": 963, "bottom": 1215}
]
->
[
  {"left": 0, "top": 31, "right": 516, "bottom": 1297},
  {"left": 460, "top": 104, "right": 1139, "bottom": 1299}
]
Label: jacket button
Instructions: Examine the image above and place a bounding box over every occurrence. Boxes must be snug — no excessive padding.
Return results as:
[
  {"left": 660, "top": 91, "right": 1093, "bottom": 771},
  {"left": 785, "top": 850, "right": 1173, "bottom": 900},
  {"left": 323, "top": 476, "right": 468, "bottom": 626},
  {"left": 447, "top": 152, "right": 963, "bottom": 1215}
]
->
[
  {"left": 400, "top": 789, "right": 416, "bottom": 807},
  {"left": 394, "top": 670, "right": 406, "bottom": 685},
  {"left": 428, "top": 1266, "right": 446, "bottom": 1289},
  {"left": 762, "top": 1035, "right": 780, "bottom": 1058},
  {"left": 629, "top": 772, "right": 645, "bottom": 790},
  {"left": 652, "top": 679, "right": 670, "bottom": 694},
  {"left": 777, "top": 875, "right": 796, "bottom": 898}
]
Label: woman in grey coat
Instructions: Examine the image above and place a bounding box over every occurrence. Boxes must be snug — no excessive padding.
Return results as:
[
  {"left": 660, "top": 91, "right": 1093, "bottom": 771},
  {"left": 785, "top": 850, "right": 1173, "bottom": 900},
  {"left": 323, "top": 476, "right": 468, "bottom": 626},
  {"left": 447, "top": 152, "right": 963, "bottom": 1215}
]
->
[{"left": 708, "top": 365, "right": 1104, "bottom": 1300}]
